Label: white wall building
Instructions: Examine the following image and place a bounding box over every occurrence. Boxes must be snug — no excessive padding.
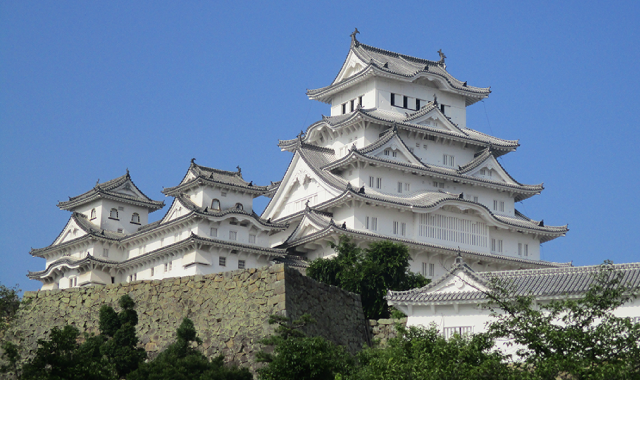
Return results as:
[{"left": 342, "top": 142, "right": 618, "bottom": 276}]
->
[
  {"left": 29, "top": 162, "right": 287, "bottom": 290},
  {"left": 263, "top": 31, "right": 568, "bottom": 278},
  {"left": 31, "top": 32, "right": 572, "bottom": 290},
  {"left": 387, "top": 256, "right": 640, "bottom": 344}
]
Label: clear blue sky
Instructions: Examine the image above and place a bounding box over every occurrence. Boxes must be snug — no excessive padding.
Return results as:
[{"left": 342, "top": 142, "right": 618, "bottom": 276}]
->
[{"left": 2, "top": 0, "right": 639, "bottom": 293}]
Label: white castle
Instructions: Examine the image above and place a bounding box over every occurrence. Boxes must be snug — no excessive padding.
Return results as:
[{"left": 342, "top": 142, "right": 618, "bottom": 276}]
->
[{"left": 30, "top": 32, "right": 568, "bottom": 290}]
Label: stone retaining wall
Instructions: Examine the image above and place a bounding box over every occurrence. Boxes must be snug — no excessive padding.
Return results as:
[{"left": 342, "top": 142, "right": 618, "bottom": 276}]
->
[
  {"left": 369, "top": 318, "right": 408, "bottom": 346},
  {"left": 1, "top": 264, "right": 370, "bottom": 376}
]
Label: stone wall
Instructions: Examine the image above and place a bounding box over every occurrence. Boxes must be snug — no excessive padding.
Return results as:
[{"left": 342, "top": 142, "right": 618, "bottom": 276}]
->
[
  {"left": 369, "top": 318, "right": 408, "bottom": 346},
  {"left": 1, "top": 264, "right": 370, "bottom": 376}
]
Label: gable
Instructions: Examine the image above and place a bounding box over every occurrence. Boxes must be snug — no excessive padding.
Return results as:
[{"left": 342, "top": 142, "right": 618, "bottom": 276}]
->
[
  {"left": 333, "top": 50, "right": 368, "bottom": 84},
  {"left": 363, "top": 133, "right": 423, "bottom": 167},
  {"left": 161, "top": 199, "right": 190, "bottom": 224},
  {"left": 467, "top": 156, "right": 512, "bottom": 184},
  {"left": 405, "top": 106, "right": 463, "bottom": 134},
  {"left": 53, "top": 218, "right": 88, "bottom": 246}
]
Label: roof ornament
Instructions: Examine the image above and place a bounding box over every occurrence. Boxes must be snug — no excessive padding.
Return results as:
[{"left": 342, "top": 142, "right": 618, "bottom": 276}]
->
[
  {"left": 423, "top": 64, "right": 429, "bottom": 71},
  {"left": 267, "top": 218, "right": 271, "bottom": 223},
  {"left": 330, "top": 218, "right": 336, "bottom": 226},
  {"left": 458, "top": 193, "right": 464, "bottom": 199},
  {"left": 462, "top": 81, "right": 467, "bottom": 87},
  {"left": 383, "top": 61, "right": 388, "bottom": 68},
  {"left": 305, "top": 199, "right": 310, "bottom": 209},
  {"left": 191, "top": 158, "right": 196, "bottom": 165},
  {"left": 95, "top": 179, "right": 100, "bottom": 187},
  {"left": 346, "top": 182, "right": 353, "bottom": 191},
  {"left": 350, "top": 28, "right": 360, "bottom": 47},
  {"left": 538, "top": 219, "right": 544, "bottom": 227},
  {"left": 391, "top": 122, "right": 398, "bottom": 133},
  {"left": 433, "top": 94, "right": 438, "bottom": 105},
  {"left": 236, "top": 165, "right": 242, "bottom": 175},
  {"left": 248, "top": 181, "right": 253, "bottom": 187},
  {"left": 358, "top": 186, "right": 365, "bottom": 194},
  {"left": 351, "top": 143, "right": 357, "bottom": 151},
  {"left": 455, "top": 248, "right": 464, "bottom": 265},
  {"left": 342, "top": 222, "right": 347, "bottom": 230},
  {"left": 437, "top": 49, "right": 446, "bottom": 66}
]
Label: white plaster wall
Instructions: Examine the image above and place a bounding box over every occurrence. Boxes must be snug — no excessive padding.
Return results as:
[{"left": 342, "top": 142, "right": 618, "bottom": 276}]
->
[{"left": 329, "top": 79, "right": 376, "bottom": 116}]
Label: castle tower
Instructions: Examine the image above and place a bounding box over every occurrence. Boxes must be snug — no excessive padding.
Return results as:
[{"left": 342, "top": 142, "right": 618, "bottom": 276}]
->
[{"left": 263, "top": 31, "right": 568, "bottom": 278}]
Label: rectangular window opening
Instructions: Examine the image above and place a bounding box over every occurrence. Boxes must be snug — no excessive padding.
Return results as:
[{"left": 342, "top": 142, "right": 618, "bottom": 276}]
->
[{"left": 219, "top": 256, "right": 226, "bottom": 267}]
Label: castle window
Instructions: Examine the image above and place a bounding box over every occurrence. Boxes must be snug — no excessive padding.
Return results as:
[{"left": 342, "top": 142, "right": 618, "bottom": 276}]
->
[
  {"left": 390, "top": 93, "right": 396, "bottom": 106},
  {"left": 415, "top": 99, "right": 421, "bottom": 111},
  {"left": 90, "top": 208, "right": 97, "bottom": 220},
  {"left": 525, "top": 244, "right": 529, "bottom": 257},
  {"left": 117, "top": 228, "right": 123, "bottom": 234},
  {"left": 358, "top": 95, "right": 363, "bottom": 107},
  {"left": 150, "top": 267, "right": 154, "bottom": 276},
  {"left": 443, "top": 154, "right": 455, "bottom": 167},
  {"left": 219, "top": 256, "right": 226, "bottom": 267},
  {"left": 365, "top": 216, "right": 378, "bottom": 231},
  {"left": 403, "top": 95, "right": 408, "bottom": 108},
  {"left": 397, "top": 182, "right": 402, "bottom": 193},
  {"left": 350, "top": 99, "right": 355, "bottom": 112},
  {"left": 392, "top": 151, "right": 398, "bottom": 158},
  {"left": 440, "top": 104, "right": 446, "bottom": 114},
  {"left": 368, "top": 176, "right": 374, "bottom": 188},
  {"left": 211, "top": 199, "right": 221, "bottom": 211},
  {"left": 342, "top": 103, "right": 347, "bottom": 114},
  {"left": 518, "top": 243, "right": 523, "bottom": 256},
  {"left": 221, "top": 192, "right": 227, "bottom": 197},
  {"left": 238, "top": 260, "right": 245, "bottom": 269},
  {"left": 103, "top": 248, "right": 109, "bottom": 258},
  {"left": 210, "top": 227, "right": 218, "bottom": 237},
  {"left": 235, "top": 203, "right": 243, "bottom": 210},
  {"left": 376, "top": 177, "right": 382, "bottom": 189},
  {"left": 249, "top": 234, "right": 256, "bottom": 244},
  {"left": 384, "top": 149, "right": 389, "bottom": 156},
  {"left": 131, "top": 213, "right": 141, "bottom": 224},
  {"left": 229, "top": 231, "right": 237, "bottom": 241},
  {"left": 109, "top": 208, "right": 119, "bottom": 220}
]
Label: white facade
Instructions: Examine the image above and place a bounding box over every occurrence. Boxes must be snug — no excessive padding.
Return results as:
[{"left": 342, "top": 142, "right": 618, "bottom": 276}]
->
[
  {"left": 263, "top": 33, "right": 568, "bottom": 278},
  {"left": 29, "top": 163, "right": 286, "bottom": 290},
  {"left": 387, "top": 258, "right": 640, "bottom": 352},
  {"left": 31, "top": 33, "right": 571, "bottom": 290}
]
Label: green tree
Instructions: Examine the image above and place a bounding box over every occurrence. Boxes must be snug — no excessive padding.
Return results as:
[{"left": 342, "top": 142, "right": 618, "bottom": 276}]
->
[
  {"left": 256, "top": 314, "right": 356, "bottom": 380},
  {"left": 0, "top": 283, "right": 21, "bottom": 333},
  {"left": 306, "top": 237, "right": 428, "bottom": 319},
  {"left": 98, "top": 295, "right": 146, "bottom": 378},
  {"left": 350, "top": 324, "right": 515, "bottom": 380},
  {"left": 128, "top": 318, "right": 252, "bottom": 380},
  {"left": 20, "top": 326, "right": 116, "bottom": 380},
  {"left": 484, "top": 262, "right": 640, "bottom": 379}
]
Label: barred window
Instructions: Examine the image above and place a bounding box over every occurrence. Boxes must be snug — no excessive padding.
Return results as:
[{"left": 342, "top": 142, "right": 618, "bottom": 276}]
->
[{"left": 419, "top": 213, "right": 488, "bottom": 247}]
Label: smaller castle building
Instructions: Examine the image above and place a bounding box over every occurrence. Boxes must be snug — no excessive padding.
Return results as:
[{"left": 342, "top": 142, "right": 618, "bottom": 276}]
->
[{"left": 29, "top": 161, "right": 286, "bottom": 290}]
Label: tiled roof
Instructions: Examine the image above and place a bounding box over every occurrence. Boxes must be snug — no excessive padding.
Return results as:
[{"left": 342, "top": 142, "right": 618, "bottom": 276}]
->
[
  {"left": 387, "top": 261, "right": 640, "bottom": 304},
  {"left": 162, "top": 160, "right": 270, "bottom": 197},
  {"left": 29, "top": 233, "right": 286, "bottom": 280},
  {"left": 279, "top": 212, "right": 568, "bottom": 270},
  {"left": 57, "top": 171, "right": 165, "bottom": 212},
  {"left": 307, "top": 37, "right": 490, "bottom": 106},
  {"left": 284, "top": 108, "right": 519, "bottom": 154},
  {"left": 322, "top": 141, "right": 543, "bottom": 201},
  {"left": 30, "top": 212, "right": 124, "bottom": 257}
]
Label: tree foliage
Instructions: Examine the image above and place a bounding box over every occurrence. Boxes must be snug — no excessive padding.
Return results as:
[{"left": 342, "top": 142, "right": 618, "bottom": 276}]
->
[
  {"left": 306, "top": 237, "right": 428, "bottom": 319},
  {"left": 256, "top": 314, "right": 356, "bottom": 380},
  {"left": 97, "top": 295, "right": 147, "bottom": 378},
  {"left": 128, "top": 318, "right": 252, "bottom": 380},
  {"left": 0, "top": 283, "right": 21, "bottom": 333},
  {"left": 484, "top": 262, "right": 640, "bottom": 379},
  {"left": 351, "top": 324, "right": 516, "bottom": 380}
]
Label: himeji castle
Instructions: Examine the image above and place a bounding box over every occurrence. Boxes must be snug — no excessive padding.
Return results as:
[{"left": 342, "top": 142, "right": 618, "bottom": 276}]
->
[
  {"left": 29, "top": 164, "right": 286, "bottom": 290},
  {"left": 29, "top": 32, "right": 569, "bottom": 290},
  {"left": 263, "top": 31, "right": 568, "bottom": 278}
]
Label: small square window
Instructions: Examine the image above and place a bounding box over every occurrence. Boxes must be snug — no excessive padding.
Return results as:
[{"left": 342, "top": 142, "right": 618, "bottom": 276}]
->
[
  {"left": 219, "top": 256, "right": 226, "bottom": 267},
  {"left": 238, "top": 260, "right": 245, "bottom": 269},
  {"left": 210, "top": 227, "right": 218, "bottom": 237}
]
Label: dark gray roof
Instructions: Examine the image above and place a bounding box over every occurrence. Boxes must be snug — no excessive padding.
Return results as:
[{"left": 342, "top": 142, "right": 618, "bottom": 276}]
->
[
  {"left": 163, "top": 160, "right": 270, "bottom": 197},
  {"left": 307, "top": 37, "right": 490, "bottom": 106},
  {"left": 387, "top": 260, "right": 640, "bottom": 305},
  {"left": 279, "top": 210, "right": 569, "bottom": 270},
  {"left": 29, "top": 233, "right": 287, "bottom": 280},
  {"left": 57, "top": 171, "right": 165, "bottom": 212},
  {"left": 30, "top": 212, "right": 124, "bottom": 257},
  {"left": 322, "top": 135, "right": 543, "bottom": 201},
  {"left": 281, "top": 107, "right": 519, "bottom": 155}
]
